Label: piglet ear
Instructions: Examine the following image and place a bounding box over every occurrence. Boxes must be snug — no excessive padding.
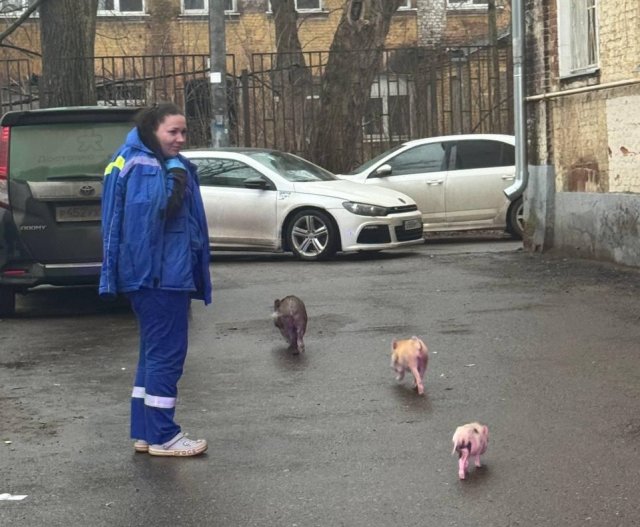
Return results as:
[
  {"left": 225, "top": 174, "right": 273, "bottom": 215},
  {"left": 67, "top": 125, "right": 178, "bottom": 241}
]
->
[
  {"left": 482, "top": 425, "right": 489, "bottom": 437},
  {"left": 274, "top": 299, "right": 281, "bottom": 309}
]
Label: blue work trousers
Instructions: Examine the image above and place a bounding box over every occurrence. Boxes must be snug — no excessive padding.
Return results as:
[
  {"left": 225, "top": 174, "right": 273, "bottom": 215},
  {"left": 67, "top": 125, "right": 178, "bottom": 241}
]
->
[{"left": 128, "top": 288, "right": 190, "bottom": 445}]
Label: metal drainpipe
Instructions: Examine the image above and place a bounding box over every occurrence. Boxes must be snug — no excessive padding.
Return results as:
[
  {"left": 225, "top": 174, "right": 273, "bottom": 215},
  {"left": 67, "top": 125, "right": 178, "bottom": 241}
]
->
[{"left": 504, "top": 0, "right": 528, "bottom": 200}]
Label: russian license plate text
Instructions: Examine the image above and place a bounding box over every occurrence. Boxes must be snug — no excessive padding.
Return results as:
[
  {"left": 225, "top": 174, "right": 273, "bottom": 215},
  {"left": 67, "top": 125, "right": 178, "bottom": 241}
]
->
[
  {"left": 56, "top": 205, "right": 101, "bottom": 222},
  {"left": 403, "top": 219, "right": 422, "bottom": 230}
]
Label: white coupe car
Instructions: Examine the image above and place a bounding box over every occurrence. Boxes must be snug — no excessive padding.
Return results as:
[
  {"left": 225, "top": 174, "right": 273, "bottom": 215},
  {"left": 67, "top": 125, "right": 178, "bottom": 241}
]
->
[
  {"left": 182, "top": 148, "right": 424, "bottom": 261},
  {"left": 337, "top": 134, "right": 524, "bottom": 239}
]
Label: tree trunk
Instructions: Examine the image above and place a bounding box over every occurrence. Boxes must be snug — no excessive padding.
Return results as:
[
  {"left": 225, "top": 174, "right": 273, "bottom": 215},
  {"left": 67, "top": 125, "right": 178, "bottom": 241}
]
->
[
  {"left": 39, "top": 0, "right": 98, "bottom": 107},
  {"left": 271, "top": 0, "right": 311, "bottom": 153},
  {"left": 311, "top": 0, "right": 403, "bottom": 173},
  {"left": 488, "top": 0, "right": 502, "bottom": 130}
]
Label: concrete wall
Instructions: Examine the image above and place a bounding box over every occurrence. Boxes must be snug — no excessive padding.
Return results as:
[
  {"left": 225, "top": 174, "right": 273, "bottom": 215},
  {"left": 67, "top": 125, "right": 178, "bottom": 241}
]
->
[
  {"left": 526, "top": 165, "right": 640, "bottom": 268},
  {"left": 553, "top": 193, "right": 640, "bottom": 268}
]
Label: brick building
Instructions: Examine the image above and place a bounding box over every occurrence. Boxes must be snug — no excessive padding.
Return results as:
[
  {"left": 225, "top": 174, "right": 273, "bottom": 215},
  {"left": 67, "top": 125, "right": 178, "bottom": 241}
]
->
[
  {"left": 524, "top": 0, "right": 640, "bottom": 267},
  {"left": 0, "top": 1, "right": 510, "bottom": 69}
]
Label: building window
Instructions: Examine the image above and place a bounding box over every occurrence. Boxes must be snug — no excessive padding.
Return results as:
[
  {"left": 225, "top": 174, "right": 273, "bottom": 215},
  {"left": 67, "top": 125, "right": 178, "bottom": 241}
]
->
[
  {"left": 268, "top": 1, "right": 322, "bottom": 12},
  {"left": 557, "top": 0, "right": 599, "bottom": 77},
  {"left": 98, "top": 0, "right": 145, "bottom": 15},
  {"left": 364, "top": 75, "right": 412, "bottom": 142},
  {"left": 96, "top": 80, "right": 146, "bottom": 107},
  {"left": 0, "top": 0, "right": 36, "bottom": 15},
  {"left": 182, "top": 0, "right": 237, "bottom": 14},
  {"left": 446, "top": 0, "right": 487, "bottom": 9},
  {"left": 398, "top": 0, "right": 414, "bottom": 10},
  {"left": 295, "top": 0, "right": 321, "bottom": 10}
]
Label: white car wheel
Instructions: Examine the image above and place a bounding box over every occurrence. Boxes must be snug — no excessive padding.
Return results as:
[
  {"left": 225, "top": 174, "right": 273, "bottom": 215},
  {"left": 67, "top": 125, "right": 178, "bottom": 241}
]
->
[{"left": 287, "top": 209, "right": 337, "bottom": 261}]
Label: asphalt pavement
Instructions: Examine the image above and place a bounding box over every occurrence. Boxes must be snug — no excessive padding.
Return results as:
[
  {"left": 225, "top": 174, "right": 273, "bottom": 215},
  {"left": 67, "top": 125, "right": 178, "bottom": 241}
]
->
[{"left": 2, "top": 235, "right": 640, "bottom": 527}]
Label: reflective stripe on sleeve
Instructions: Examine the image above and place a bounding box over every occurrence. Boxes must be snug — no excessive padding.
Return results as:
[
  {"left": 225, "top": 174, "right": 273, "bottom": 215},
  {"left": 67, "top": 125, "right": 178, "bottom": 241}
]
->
[
  {"left": 144, "top": 394, "right": 176, "bottom": 409},
  {"left": 131, "top": 386, "right": 145, "bottom": 398},
  {"left": 104, "top": 155, "right": 126, "bottom": 176}
]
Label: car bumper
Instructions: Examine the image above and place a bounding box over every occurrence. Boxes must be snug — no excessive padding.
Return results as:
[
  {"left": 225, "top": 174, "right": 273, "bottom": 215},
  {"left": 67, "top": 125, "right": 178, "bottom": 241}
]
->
[
  {"left": 333, "top": 210, "right": 424, "bottom": 252},
  {"left": 0, "top": 261, "right": 102, "bottom": 290}
]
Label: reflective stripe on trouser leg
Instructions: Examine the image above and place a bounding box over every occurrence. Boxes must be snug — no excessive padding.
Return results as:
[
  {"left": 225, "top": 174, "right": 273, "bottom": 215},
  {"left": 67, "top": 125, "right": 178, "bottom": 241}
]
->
[{"left": 128, "top": 288, "right": 190, "bottom": 445}]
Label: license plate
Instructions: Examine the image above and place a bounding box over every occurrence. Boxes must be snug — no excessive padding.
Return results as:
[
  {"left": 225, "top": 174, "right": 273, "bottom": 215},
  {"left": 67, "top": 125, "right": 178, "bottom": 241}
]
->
[
  {"left": 403, "top": 218, "right": 422, "bottom": 231},
  {"left": 56, "top": 205, "right": 101, "bottom": 222}
]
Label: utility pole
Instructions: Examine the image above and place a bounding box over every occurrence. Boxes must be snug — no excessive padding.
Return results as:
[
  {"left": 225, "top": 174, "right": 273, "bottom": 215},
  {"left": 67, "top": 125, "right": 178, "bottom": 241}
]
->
[{"left": 209, "top": 0, "right": 229, "bottom": 147}]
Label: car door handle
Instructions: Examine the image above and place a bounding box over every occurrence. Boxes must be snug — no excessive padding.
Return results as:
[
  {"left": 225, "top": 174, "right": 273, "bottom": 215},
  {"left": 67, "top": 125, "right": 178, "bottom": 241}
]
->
[
  {"left": 501, "top": 175, "right": 516, "bottom": 181},
  {"left": 426, "top": 179, "right": 444, "bottom": 185}
]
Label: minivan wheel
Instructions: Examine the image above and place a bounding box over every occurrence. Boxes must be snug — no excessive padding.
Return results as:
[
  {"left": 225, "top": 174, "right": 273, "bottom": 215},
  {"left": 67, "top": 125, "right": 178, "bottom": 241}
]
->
[
  {"left": 287, "top": 209, "right": 337, "bottom": 261},
  {"left": 0, "top": 287, "right": 16, "bottom": 317},
  {"left": 506, "top": 197, "right": 524, "bottom": 239}
]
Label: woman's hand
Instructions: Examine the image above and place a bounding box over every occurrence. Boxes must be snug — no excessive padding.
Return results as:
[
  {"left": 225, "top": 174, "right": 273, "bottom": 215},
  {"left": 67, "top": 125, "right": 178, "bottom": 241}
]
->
[{"left": 165, "top": 157, "right": 187, "bottom": 218}]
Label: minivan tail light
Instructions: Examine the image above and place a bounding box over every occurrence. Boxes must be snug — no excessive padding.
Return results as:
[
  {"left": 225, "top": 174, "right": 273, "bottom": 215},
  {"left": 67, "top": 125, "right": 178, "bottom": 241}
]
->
[{"left": 0, "top": 125, "right": 9, "bottom": 208}]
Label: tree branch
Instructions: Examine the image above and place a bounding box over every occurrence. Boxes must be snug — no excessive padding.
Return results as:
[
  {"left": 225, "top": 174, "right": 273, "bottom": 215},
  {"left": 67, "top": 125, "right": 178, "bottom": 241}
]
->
[
  {"left": 0, "top": 42, "right": 41, "bottom": 57},
  {"left": 0, "top": 0, "right": 48, "bottom": 44}
]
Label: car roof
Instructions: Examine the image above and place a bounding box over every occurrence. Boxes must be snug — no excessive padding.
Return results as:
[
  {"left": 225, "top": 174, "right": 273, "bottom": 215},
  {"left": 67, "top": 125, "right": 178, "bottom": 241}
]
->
[
  {"left": 401, "top": 133, "right": 515, "bottom": 147},
  {"left": 0, "top": 106, "right": 140, "bottom": 126}
]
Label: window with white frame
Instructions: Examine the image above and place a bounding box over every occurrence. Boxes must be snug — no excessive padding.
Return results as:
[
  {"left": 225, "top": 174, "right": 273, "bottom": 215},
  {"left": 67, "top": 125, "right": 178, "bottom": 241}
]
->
[
  {"left": 398, "top": 0, "right": 413, "bottom": 10},
  {"left": 96, "top": 80, "right": 146, "bottom": 107},
  {"left": 295, "top": 0, "right": 321, "bottom": 10},
  {"left": 98, "top": 0, "right": 145, "bottom": 15},
  {"left": 182, "top": 0, "right": 237, "bottom": 14},
  {"left": 0, "top": 0, "right": 36, "bottom": 15},
  {"left": 557, "top": 0, "right": 599, "bottom": 77},
  {"left": 268, "top": 0, "right": 322, "bottom": 12},
  {"left": 446, "top": 0, "right": 487, "bottom": 9},
  {"left": 364, "top": 75, "right": 412, "bottom": 141}
]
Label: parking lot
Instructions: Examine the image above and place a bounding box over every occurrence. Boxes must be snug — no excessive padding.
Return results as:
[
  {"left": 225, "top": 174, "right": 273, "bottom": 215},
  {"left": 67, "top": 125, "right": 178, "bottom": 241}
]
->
[{"left": 2, "top": 236, "right": 640, "bottom": 527}]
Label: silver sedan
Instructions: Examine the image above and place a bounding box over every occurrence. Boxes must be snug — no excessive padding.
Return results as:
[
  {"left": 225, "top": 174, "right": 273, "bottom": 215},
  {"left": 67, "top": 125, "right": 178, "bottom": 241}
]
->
[
  {"left": 337, "top": 134, "right": 524, "bottom": 239},
  {"left": 182, "top": 148, "right": 424, "bottom": 261}
]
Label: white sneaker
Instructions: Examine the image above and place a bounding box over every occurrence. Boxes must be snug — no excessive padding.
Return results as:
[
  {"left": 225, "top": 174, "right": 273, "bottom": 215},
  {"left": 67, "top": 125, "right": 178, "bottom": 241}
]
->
[
  {"left": 148, "top": 432, "right": 208, "bottom": 457},
  {"left": 133, "top": 439, "right": 149, "bottom": 453}
]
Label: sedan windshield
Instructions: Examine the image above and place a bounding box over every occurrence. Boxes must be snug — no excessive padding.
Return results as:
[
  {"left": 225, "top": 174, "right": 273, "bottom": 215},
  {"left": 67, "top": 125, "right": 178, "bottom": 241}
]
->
[{"left": 249, "top": 151, "right": 337, "bottom": 182}]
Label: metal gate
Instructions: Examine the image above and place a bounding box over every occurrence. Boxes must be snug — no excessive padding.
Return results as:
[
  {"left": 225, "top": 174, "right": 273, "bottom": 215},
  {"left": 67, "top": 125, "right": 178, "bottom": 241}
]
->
[{"left": 0, "top": 45, "right": 512, "bottom": 170}]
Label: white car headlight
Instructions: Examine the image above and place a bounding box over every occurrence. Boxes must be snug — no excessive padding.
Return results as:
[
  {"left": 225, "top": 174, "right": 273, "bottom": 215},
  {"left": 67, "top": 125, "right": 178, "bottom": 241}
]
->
[{"left": 342, "top": 201, "right": 389, "bottom": 217}]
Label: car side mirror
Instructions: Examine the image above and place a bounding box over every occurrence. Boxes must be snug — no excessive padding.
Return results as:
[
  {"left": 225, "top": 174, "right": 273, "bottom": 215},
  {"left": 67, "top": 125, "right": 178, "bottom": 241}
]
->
[
  {"left": 372, "top": 164, "right": 392, "bottom": 178},
  {"left": 243, "top": 176, "right": 269, "bottom": 190}
]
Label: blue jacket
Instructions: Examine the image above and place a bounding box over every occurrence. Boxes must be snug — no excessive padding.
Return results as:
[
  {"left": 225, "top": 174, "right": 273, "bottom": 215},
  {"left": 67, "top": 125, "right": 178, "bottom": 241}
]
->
[{"left": 99, "top": 128, "right": 212, "bottom": 305}]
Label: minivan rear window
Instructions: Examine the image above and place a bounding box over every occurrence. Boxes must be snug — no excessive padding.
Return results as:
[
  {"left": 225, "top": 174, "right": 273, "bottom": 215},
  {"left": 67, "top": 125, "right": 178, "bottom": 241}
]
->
[{"left": 8, "top": 122, "right": 133, "bottom": 182}]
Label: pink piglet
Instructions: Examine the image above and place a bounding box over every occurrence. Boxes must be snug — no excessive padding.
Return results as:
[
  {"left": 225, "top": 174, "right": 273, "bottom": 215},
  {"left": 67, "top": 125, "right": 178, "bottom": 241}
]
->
[{"left": 451, "top": 422, "right": 489, "bottom": 480}]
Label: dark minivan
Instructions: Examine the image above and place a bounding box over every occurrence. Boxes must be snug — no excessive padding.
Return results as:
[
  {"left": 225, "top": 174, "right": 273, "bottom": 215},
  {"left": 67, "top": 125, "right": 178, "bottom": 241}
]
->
[{"left": 0, "top": 106, "right": 139, "bottom": 316}]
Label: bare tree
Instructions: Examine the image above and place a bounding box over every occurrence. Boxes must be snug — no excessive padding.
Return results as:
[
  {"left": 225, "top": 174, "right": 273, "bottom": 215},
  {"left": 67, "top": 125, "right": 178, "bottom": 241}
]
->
[
  {"left": 313, "top": 0, "right": 404, "bottom": 172},
  {"left": 270, "top": 0, "right": 312, "bottom": 152},
  {"left": 39, "top": 0, "right": 99, "bottom": 107},
  {"left": 268, "top": 1, "right": 404, "bottom": 172},
  {"left": 0, "top": 0, "right": 44, "bottom": 54}
]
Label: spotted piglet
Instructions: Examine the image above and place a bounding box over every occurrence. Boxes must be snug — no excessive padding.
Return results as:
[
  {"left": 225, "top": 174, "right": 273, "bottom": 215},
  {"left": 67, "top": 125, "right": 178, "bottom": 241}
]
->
[
  {"left": 272, "top": 295, "right": 307, "bottom": 354},
  {"left": 451, "top": 422, "right": 489, "bottom": 480}
]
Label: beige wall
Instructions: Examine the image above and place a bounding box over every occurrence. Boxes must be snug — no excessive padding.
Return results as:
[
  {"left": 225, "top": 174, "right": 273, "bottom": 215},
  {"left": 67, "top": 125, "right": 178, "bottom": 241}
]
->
[
  {"left": 0, "top": 1, "right": 509, "bottom": 70},
  {"left": 528, "top": 0, "right": 640, "bottom": 194}
]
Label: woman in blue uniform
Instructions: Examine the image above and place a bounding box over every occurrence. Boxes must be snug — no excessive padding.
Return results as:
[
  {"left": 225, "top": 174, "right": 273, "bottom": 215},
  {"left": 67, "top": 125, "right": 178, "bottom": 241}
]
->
[{"left": 100, "top": 103, "right": 212, "bottom": 457}]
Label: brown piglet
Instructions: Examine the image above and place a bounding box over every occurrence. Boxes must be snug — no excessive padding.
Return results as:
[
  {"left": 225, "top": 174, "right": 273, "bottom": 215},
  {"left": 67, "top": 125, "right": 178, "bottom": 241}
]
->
[{"left": 272, "top": 295, "right": 307, "bottom": 354}]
